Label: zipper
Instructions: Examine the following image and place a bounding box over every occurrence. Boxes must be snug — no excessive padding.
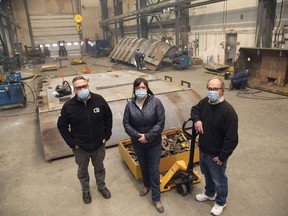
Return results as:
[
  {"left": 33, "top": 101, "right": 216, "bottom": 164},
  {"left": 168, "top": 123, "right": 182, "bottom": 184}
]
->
[{"left": 84, "top": 101, "right": 94, "bottom": 148}]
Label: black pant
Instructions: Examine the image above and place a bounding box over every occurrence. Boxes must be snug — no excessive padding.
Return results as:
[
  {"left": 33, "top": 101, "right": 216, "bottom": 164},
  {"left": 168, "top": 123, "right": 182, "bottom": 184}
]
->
[{"left": 72, "top": 144, "right": 106, "bottom": 193}]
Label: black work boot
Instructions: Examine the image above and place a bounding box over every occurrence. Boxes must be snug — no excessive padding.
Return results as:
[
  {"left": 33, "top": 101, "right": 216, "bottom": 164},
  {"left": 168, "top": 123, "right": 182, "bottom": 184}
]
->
[
  {"left": 98, "top": 187, "right": 111, "bottom": 199},
  {"left": 82, "top": 191, "right": 92, "bottom": 204}
]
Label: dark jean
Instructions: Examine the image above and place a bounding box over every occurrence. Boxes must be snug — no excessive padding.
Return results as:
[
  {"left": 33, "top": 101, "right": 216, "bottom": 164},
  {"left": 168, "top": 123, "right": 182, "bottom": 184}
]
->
[
  {"left": 232, "top": 77, "right": 248, "bottom": 89},
  {"left": 199, "top": 151, "right": 228, "bottom": 206},
  {"left": 134, "top": 143, "right": 162, "bottom": 202},
  {"left": 72, "top": 144, "right": 106, "bottom": 193}
]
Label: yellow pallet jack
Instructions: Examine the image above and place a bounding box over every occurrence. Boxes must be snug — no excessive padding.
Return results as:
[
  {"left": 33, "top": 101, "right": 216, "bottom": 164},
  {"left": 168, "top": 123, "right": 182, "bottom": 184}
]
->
[{"left": 160, "top": 118, "right": 202, "bottom": 195}]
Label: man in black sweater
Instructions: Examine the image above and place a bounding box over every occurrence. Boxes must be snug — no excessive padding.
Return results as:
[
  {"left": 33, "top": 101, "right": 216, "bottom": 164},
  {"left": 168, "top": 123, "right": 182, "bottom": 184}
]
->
[
  {"left": 57, "top": 76, "right": 113, "bottom": 204},
  {"left": 191, "top": 78, "right": 238, "bottom": 216}
]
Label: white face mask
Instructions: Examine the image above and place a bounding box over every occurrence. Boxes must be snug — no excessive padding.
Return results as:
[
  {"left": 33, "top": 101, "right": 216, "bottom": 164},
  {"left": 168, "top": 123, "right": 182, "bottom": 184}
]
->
[
  {"left": 77, "top": 89, "right": 90, "bottom": 100},
  {"left": 207, "top": 91, "right": 220, "bottom": 103},
  {"left": 135, "top": 89, "right": 147, "bottom": 99}
]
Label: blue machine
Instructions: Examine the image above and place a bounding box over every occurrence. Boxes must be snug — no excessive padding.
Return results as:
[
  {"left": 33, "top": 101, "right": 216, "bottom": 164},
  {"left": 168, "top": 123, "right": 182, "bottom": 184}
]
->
[
  {"left": 179, "top": 55, "right": 190, "bottom": 69},
  {"left": 0, "top": 72, "right": 26, "bottom": 107},
  {"left": 172, "top": 52, "right": 191, "bottom": 70}
]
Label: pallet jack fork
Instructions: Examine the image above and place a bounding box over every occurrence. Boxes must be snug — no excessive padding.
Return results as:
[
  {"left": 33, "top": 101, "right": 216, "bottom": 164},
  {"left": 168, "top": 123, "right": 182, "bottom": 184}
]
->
[{"left": 160, "top": 118, "right": 202, "bottom": 196}]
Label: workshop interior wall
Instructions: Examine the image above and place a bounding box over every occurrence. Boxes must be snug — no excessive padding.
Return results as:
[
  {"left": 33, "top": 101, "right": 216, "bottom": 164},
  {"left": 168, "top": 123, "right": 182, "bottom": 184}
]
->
[
  {"left": 189, "top": 1, "right": 258, "bottom": 65},
  {"left": 81, "top": 0, "right": 103, "bottom": 40},
  {"left": 122, "top": 0, "right": 137, "bottom": 28},
  {"left": 8, "top": 0, "right": 288, "bottom": 64}
]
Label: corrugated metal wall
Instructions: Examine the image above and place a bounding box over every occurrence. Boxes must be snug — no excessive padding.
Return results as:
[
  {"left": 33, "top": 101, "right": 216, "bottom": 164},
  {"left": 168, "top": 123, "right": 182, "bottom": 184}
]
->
[{"left": 30, "top": 14, "right": 81, "bottom": 57}]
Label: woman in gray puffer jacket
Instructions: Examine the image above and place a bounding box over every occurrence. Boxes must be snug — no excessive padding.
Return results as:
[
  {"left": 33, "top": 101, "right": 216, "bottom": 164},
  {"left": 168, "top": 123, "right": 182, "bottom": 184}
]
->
[{"left": 123, "top": 77, "right": 165, "bottom": 213}]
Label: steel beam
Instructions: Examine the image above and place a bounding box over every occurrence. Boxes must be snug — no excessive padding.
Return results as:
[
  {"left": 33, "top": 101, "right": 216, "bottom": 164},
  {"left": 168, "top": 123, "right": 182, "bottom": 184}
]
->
[
  {"left": 140, "top": 0, "right": 148, "bottom": 38},
  {"left": 100, "top": 0, "right": 109, "bottom": 39},
  {"left": 23, "top": 0, "right": 34, "bottom": 46},
  {"left": 0, "top": 10, "right": 20, "bottom": 29},
  {"left": 0, "top": 18, "right": 8, "bottom": 55},
  {"left": 100, "top": 0, "right": 225, "bottom": 26},
  {"left": 114, "top": 0, "right": 125, "bottom": 38}
]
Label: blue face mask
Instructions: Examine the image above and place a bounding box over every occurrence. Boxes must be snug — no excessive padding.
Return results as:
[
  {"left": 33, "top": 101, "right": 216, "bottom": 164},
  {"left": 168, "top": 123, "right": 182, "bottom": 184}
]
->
[
  {"left": 207, "top": 91, "right": 220, "bottom": 103},
  {"left": 135, "top": 90, "right": 147, "bottom": 99},
  {"left": 77, "top": 89, "right": 90, "bottom": 100}
]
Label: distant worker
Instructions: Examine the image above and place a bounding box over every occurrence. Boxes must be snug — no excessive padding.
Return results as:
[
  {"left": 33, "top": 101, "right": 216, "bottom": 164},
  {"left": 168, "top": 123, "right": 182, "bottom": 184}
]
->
[
  {"left": 134, "top": 49, "right": 145, "bottom": 71},
  {"left": 57, "top": 76, "right": 113, "bottom": 204},
  {"left": 230, "top": 70, "right": 249, "bottom": 90},
  {"left": 183, "top": 45, "right": 188, "bottom": 55},
  {"left": 161, "top": 36, "right": 166, "bottom": 42}
]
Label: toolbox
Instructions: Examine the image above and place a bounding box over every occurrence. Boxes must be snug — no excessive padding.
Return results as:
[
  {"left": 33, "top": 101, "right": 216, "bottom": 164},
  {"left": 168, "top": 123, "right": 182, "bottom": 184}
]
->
[{"left": 118, "top": 128, "right": 199, "bottom": 180}]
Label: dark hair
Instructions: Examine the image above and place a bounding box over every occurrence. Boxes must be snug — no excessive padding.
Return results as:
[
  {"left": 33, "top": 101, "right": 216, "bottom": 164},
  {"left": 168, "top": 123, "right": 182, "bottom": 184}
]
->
[
  {"left": 133, "top": 77, "right": 153, "bottom": 96},
  {"left": 72, "top": 76, "right": 87, "bottom": 85}
]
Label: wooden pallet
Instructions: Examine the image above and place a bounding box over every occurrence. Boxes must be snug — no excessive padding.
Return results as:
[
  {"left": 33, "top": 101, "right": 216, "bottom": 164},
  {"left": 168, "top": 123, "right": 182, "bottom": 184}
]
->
[
  {"left": 204, "top": 71, "right": 225, "bottom": 76},
  {"left": 40, "top": 64, "right": 58, "bottom": 72},
  {"left": 248, "top": 83, "right": 288, "bottom": 96}
]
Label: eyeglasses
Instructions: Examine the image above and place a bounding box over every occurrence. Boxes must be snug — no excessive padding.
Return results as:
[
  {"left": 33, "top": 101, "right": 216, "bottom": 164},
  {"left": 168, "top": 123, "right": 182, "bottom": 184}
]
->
[
  {"left": 74, "top": 84, "right": 88, "bottom": 91},
  {"left": 207, "top": 87, "right": 222, "bottom": 91}
]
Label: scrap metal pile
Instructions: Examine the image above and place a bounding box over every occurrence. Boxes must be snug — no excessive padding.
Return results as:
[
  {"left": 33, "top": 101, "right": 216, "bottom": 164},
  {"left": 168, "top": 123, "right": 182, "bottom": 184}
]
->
[
  {"left": 22, "top": 45, "right": 45, "bottom": 67},
  {"left": 125, "top": 133, "right": 192, "bottom": 163}
]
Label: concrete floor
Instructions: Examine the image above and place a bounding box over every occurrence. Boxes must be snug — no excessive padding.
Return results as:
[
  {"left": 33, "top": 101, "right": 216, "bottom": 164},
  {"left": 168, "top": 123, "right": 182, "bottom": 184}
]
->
[{"left": 1, "top": 57, "right": 288, "bottom": 216}]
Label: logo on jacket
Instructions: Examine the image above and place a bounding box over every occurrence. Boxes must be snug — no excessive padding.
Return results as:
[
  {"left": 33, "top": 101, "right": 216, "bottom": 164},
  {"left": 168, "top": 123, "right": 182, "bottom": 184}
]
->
[{"left": 93, "top": 107, "right": 100, "bottom": 113}]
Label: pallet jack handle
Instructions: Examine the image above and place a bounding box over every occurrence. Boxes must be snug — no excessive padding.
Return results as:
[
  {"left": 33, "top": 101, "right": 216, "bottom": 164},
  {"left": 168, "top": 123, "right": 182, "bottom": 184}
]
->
[{"left": 182, "top": 117, "right": 198, "bottom": 173}]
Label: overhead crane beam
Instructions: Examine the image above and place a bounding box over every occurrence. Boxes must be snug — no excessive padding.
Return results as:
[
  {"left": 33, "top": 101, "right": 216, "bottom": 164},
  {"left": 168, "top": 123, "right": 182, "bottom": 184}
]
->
[
  {"left": 99, "top": 0, "right": 225, "bottom": 26},
  {"left": 0, "top": 11, "right": 20, "bottom": 29}
]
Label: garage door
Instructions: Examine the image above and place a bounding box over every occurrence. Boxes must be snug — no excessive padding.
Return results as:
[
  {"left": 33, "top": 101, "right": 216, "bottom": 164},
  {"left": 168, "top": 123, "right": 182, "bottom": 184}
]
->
[{"left": 30, "top": 14, "right": 81, "bottom": 57}]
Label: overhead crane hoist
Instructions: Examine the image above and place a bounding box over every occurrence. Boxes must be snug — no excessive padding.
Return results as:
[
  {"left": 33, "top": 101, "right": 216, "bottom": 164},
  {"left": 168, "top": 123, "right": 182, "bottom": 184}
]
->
[
  {"left": 71, "top": 13, "right": 91, "bottom": 74},
  {"left": 73, "top": 14, "right": 83, "bottom": 33}
]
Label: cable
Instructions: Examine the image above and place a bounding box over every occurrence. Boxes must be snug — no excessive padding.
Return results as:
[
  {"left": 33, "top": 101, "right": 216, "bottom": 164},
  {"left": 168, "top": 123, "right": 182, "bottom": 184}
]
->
[
  {"left": 236, "top": 89, "right": 288, "bottom": 100},
  {"left": 23, "top": 81, "right": 36, "bottom": 104}
]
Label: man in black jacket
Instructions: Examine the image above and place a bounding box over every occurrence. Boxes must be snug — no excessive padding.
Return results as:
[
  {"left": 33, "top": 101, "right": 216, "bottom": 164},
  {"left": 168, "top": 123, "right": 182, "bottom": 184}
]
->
[
  {"left": 57, "top": 76, "right": 113, "bottom": 204},
  {"left": 191, "top": 78, "right": 238, "bottom": 216}
]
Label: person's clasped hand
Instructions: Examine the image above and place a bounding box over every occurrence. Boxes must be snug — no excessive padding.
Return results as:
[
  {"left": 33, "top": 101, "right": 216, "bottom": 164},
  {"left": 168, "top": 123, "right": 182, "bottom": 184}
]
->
[{"left": 138, "top": 133, "right": 148, "bottom": 144}]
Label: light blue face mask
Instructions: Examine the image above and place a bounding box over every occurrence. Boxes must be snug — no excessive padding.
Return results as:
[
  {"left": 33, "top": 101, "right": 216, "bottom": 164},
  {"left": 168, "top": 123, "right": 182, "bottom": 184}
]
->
[
  {"left": 207, "top": 91, "right": 220, "bottom": 103},
  {"left": 77, "top": 89, "right": 90, "bottom": 100},
  {"left": 135, "top": 90, "right": 147, "bottom": 99}
]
